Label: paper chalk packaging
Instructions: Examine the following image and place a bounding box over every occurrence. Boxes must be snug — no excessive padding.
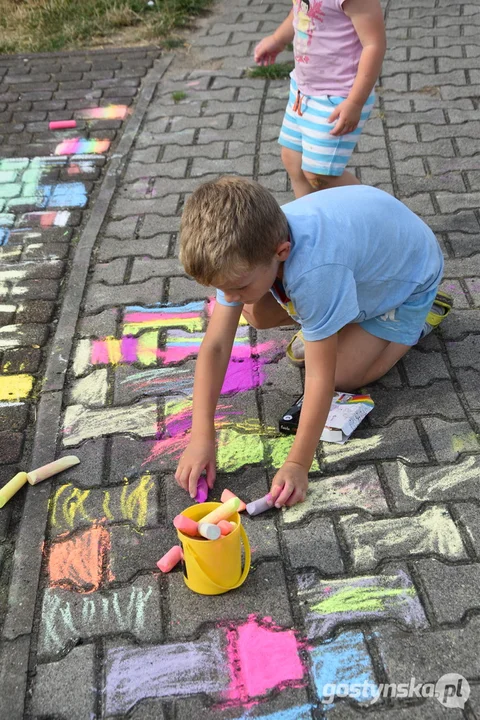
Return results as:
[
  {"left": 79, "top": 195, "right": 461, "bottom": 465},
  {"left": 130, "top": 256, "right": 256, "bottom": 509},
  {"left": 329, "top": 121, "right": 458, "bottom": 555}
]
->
[{"left": 279, "top": 392, "right": 374, "bottom": 444}]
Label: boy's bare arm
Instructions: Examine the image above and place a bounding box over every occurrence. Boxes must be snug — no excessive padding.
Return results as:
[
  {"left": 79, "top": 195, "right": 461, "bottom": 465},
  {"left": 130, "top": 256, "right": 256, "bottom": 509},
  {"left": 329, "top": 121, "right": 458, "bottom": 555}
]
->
[
  {"left": 271, "top": 334, "right": 337, "bottom": 507},
  {"left": 329, "top": 0, "right": 386, "bottom": 136},
  {"left": 175, "top": 302, "right": 243, "bottom": 497},
  {"left": 254, "top": 10, "right": 294, "bottom": 66}
]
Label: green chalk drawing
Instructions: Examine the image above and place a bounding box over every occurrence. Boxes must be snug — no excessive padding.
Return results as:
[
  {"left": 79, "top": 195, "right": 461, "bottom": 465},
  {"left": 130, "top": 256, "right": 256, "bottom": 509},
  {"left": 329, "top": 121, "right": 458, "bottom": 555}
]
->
[{"left": 310, "top": 585, "right": 415, "bottom": 615}]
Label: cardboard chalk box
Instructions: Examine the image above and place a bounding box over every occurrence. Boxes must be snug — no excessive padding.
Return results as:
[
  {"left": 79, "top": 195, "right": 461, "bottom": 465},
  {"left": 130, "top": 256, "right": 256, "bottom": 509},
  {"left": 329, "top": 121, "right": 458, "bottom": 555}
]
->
[{"left": 279, "top": 392, "right": 374, "bottom": 444}]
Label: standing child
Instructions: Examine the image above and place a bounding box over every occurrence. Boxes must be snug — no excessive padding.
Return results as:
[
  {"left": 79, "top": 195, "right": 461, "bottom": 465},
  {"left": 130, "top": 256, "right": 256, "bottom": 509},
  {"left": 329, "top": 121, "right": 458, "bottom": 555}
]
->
[
  {"left": 174, "top": 178, "right": 452, "bottom": 507},
  {"left": 254, "top": 0, "right": 386, "bottom": 198}
]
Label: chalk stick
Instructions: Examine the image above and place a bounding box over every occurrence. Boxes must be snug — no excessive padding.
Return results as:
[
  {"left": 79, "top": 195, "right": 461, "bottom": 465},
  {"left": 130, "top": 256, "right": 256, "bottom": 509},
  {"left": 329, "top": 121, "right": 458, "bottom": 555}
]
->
[
  {"left": 246, "top": 493, "right": 274, "bottom": 516},
  {"left": 0, "top": 472, "right": 29, "bottom": 508},
  {"left": 173, "top": 514, "right": 199, "bottom": 537},
  {"left": 199, "top": 497, "right": 240, "bottom": 525},
  {"left": 27, "top": 455, "right": 80, "bottom": 485},
  {"left": 194, "top": 475, "right": 208, "bottom": 503},
  {"left": 218, "top": 520, "right": 236, "bottom": 536},
  {"left": 49, "top": 120, "right": 77, "bottom": 130},
  {"left": 157, "top": 546, "right": 183, "bottom": 573},
  {"left": 197, "top": 522, "right": 221, "bottom": 540},
  {"left": 220, "top": 488, "right": 246, "bottom": 512}
]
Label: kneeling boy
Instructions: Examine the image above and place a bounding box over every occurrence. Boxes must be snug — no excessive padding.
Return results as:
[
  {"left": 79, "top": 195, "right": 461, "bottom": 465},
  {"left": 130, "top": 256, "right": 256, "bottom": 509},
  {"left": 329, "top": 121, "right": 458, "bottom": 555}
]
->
[{"left": 174, "top": 178, "right": 450, "bottom": 508}]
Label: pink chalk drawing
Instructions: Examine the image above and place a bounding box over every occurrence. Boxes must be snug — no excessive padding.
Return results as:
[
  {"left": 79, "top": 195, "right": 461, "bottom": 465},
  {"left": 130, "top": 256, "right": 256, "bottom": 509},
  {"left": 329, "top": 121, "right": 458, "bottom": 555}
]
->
[
  {"left": 77, "top": 105, "right": 129, "bottom": 120},
  {"left": 104, "top": 615, "right": 308, "bottom": 715},
  {"left": 55, "top": 138, "right": 111, "bottom": 155},
  {"left": 222, "top": 616, "right": 306, "bottom": 706}
]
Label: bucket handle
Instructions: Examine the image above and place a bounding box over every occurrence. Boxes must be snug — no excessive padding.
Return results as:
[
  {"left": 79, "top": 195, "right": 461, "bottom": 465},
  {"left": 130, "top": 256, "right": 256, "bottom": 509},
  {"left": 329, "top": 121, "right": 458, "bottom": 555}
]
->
[{"left": 188, "top": 525, "right": 251, "bottom": 593}]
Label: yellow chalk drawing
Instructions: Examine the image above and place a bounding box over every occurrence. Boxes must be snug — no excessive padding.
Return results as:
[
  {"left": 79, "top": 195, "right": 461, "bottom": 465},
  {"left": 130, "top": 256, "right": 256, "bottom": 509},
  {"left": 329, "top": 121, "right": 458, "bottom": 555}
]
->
[
  {"left": 120, "top": 474, "right": 154, "bottom": 528},
  {"left": 0, "top": 373, "right": 34, "bottom": 401},
  {"left": 102, "top": 491, "right": 114, "bottom": 521},
  {"left": 49, "top": 474, "right": 154, "bottom": 531},
  {"left": 137, "top": 331, "right": 158, "bottom": 366},
  {"left": 452, "top": 432, "right": 479, "bottom": 453}
]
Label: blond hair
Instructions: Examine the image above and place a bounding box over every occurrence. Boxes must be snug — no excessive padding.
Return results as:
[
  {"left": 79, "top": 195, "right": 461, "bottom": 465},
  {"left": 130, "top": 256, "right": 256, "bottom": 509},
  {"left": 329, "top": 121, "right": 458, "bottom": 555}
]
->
[{"left": 179, "top": 176, "right": 288, "bottom": 285}]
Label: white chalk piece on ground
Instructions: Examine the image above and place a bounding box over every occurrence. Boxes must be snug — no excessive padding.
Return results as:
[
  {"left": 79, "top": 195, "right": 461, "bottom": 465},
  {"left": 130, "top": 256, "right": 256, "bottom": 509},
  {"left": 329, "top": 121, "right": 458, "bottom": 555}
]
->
[
  {"left": 246, "top": 493, "right": 274, "bottom": 516},
  {"left": 27, "top": 456, "right": 80, "bottom": 485},
  {"left": 197, "top": 522, "right": 221, "bottom": 540}
]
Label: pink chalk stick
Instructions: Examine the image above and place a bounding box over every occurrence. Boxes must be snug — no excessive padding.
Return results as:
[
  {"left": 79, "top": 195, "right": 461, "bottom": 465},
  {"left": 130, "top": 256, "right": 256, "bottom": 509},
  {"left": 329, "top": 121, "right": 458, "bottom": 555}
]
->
[
  {"left": 221, "top": 488, "right": 246, "bottom": 512},
  {"left": 49, "top": 120, "right": 77, "bottom": 130},
  {"left": 218, "top": 520, "right": 236, "bottom": 536},
  {"left": 157, "top": 546, "right": 183, "bottom": 573},
  {"left": 173, "top": 514, "right": 198, "bottom": 537},
  {"left": 194, "top": 475, "right": 208, "bottom": 503}
]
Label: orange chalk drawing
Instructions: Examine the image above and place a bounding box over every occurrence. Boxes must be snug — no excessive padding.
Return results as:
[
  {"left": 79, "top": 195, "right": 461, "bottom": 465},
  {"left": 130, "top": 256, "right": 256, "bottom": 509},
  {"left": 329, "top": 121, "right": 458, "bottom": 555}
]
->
[{"left": 48, "top": 525, "right": 112, "bottom": 592}]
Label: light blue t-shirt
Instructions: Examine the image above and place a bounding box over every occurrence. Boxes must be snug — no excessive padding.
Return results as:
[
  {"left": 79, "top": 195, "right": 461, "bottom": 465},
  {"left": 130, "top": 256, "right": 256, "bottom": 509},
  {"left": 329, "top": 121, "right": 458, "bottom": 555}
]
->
[{"left": 216, "top": 186, "right": 444, "bottom": 342}]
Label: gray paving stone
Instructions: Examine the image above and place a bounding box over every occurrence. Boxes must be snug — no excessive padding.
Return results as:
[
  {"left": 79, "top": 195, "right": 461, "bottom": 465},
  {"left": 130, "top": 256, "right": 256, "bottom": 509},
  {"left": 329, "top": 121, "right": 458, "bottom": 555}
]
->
[
  {"left": 108, "top": 436, "right": 158, "bottom": 483},
  {"left": 367, "top": 382, "right": 466, "bottom": 425},
  {"left": 284, "top": 517, "right": 345, "bottom": 574},
  {"left": 103, "top": 215, "right": 139, "bottom": 239},
  {"left": 454, "top": 502, "right": 480, "bottom": 556},
  {"left": 110, "top": 525, "right": 177, "bottom": 582},
  {"left": 130, "top": 258, "right": 185, "bottom": 282},
  {"left": 98, "top": 235, "right": 170, "bottom": 261},
  {"left": 384, "top": 457, "right": 480, "bottom": 511},
  {"left": 31, "top": 645, "right": 95, "bottom": 720},
  {"left": 39, "top": 575, "right": 162, "bottom": 657},
  {"left": 167, "top": 560, "right": 293, "bottom": 638},
  {"left": 137, "top": 213, "right": 180, "bottom": 236},
  {"left": 92, "top": 257, "right": 128, "bottom": 284},
  {"left": 84, "top": 277, "right": 165, "bottom": 312},
  {"left": 403, "top": 349, "right": 450, "bottom": 385},
  {"left": 340, "top": 505, "right": 468, "bottom": 571},
  {"left": 53, "top": 440, "right": 107, "bottom": 489},
  {"left": 78, "top": 308, "right": 119, "bottom": 337},
  {"left": 415, "top": 559, "right": 480, "bottom": 624},
  {"left": 48, "top": 471, "right": 159, "bottom": 538},
  {"left": 375, "top": 615, "right": 480, "bottom": 685}
]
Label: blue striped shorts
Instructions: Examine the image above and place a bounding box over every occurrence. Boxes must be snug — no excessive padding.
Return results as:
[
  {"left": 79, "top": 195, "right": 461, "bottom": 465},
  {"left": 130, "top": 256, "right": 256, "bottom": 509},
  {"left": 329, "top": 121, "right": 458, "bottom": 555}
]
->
[{"left": 278, "top": 78, "right": 376, "bottom": 176}]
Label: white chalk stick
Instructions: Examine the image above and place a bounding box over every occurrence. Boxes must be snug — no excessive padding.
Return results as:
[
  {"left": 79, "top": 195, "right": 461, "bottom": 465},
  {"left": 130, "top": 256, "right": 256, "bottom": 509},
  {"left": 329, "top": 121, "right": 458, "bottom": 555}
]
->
[
  {"left": 197, "top": 522, "right": 221, "bottom": 540},
  {"left": 27, "top": 455, "right": 80, "bottom": 485}
]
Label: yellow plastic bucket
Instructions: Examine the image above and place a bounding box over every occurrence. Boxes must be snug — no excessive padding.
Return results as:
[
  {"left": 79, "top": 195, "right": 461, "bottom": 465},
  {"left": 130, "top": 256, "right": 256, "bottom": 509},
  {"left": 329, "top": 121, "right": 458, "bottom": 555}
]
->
[{"left": 176, "top": 502, "right": 251, "bottom": 595}]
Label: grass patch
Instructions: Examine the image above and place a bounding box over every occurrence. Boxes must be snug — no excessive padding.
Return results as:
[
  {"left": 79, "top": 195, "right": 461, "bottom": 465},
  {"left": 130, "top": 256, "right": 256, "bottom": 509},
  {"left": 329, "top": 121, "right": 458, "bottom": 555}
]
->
[
  {"left": 0, "top": 0, "right": 212, "bottom": 54},
  {"left": 247, "top": 62, "right": 294, "bottom": 80},
  {"left": 172, "top": 90, "right": 187, "bottom": 103}
]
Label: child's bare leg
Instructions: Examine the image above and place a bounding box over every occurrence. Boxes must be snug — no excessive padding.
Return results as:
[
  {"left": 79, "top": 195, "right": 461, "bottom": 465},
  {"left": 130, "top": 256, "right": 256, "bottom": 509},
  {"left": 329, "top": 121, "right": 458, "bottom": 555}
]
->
[
  {"left": 334, "top": 324, "right": 410, "bottom": 391},
  {"left": 303, "top": 169, "right": 361, "bottom": 191},
  {"left": 281, "top": 147, "right": 315, "bottom": 199},
  {"left": 242, "top": 292, "right": 299, "bottom": 330}
]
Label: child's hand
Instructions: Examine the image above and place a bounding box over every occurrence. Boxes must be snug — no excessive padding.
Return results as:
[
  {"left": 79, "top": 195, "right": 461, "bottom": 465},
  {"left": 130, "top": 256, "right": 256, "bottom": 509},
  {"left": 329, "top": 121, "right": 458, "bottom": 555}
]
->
[
  {"left": 175, "top": 438, "right": 216, "bottom": 499},
  {"left": 254, "top": 35, "right": 286, "bottom": 66},
  {"left": 269, "top": 461, "right": 308, "bottom": 508},
  {"left": 328, "top": 99, "right": 363, "bottom": 136}
]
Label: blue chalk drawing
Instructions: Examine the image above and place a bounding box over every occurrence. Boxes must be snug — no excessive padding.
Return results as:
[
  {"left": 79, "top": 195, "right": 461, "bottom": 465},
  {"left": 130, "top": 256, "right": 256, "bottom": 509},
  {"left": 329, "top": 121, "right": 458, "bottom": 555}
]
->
[
  {"left": 311, "top": 630, "right": 379, "bottom": 707},
  {"left": 47, "top": 182, "right": 87, "bottom": 208}
]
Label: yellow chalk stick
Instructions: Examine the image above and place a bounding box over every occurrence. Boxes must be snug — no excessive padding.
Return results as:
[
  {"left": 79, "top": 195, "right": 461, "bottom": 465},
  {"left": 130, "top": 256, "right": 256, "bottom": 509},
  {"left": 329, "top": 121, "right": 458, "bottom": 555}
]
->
[
  {"left": 27, "top": 455, "right": 80, "bottom": 485},
  {"left": 0, "top": 472, "right": 28, "bottom": 508},
  {"left": 199, "top": 497, "right": 240, "bottom": 525}
]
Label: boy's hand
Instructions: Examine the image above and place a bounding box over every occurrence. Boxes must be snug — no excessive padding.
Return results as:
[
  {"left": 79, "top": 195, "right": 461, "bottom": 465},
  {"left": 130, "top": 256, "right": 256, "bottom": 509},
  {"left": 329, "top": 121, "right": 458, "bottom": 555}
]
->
[
  {"left": 269, "top": 461, "right": 308, "bottom": 508},
  {"left": 328, "top": 99, "right": 363, "bottom": 136},
  {"left": 175, "top": 438, "right": 216, "bottom": 499},
  {"left": 254, "top": 35, "right": 286, "bottom": 66}
]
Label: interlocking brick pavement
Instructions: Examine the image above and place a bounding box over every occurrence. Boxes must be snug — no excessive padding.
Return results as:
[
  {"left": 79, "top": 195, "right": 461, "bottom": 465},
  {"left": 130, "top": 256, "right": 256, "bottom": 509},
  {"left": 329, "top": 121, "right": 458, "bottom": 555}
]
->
[{"left": 2, "top": 0, "right": 480, "bottom": 718}]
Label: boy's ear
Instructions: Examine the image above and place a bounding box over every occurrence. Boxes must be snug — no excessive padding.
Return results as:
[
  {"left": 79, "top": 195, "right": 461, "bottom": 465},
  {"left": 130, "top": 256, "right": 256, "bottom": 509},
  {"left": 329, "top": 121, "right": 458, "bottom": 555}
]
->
[{"left": 276, "top": 240, "right": 291, "bottom": 261}]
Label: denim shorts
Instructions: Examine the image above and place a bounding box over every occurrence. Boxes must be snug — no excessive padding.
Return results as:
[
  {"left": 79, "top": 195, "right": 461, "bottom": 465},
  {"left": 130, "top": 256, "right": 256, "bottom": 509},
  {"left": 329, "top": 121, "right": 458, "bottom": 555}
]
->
[{"left": 358, "top": 285, "right": 440, "bottom": 347}]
